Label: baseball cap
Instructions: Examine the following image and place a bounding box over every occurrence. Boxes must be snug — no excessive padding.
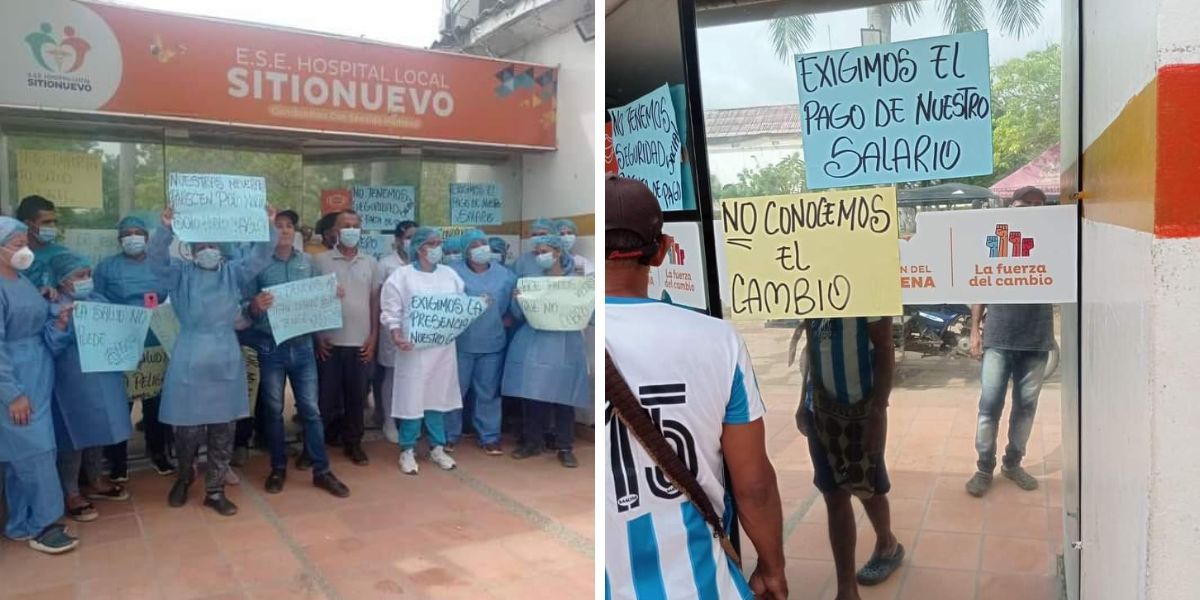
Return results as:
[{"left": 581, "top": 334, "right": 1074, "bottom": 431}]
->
[
  {"left": 1010, "top": 186, "right": 1046, "bottom": 205},
  {"left": 605, "top": 175, "right": 663, "bottom": 261}
]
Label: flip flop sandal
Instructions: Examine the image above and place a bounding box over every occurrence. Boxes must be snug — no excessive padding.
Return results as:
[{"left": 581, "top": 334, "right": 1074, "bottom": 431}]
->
[
  {"left": 67, "top": 502, "right": 99, "bottom": 522},
  {"left": 856, "top": 543, "right": 905, "bottom": 586},
  {"left": 86, "top": 484, "right": 130, "bottom": 502}
]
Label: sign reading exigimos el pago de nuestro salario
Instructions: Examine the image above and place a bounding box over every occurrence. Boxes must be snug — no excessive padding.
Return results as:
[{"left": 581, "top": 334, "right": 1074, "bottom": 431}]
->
[{"left": 0, "top": 0, "right": 558, "bottom": 148}]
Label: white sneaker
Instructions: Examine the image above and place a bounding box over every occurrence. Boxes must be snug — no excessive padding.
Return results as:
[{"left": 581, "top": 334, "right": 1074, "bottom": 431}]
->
[
  {"left": 429, "top": 446, "right": 456, "bottom": 471},
  {"left": 383, "top": 419, "right": 399, "bottom": 444},
  {"left": 399, "top": 449, "right": 418, "bottom": 475}
]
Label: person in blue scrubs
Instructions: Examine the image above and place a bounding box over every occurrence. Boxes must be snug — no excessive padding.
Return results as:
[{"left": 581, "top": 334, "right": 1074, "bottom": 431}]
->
[
  {"left": 448, "top": 230, "right": 517, "bottom": 455},
  {"left": 46, "top": 253, "right": 134, "bottom": 523},
  {"left": 151, "top": 206, "right": 277, "bottom": 517},
  {"left": 504, "top": 235, "right": 590, "bottom": 468},
  {"left": 512, "top": 218, "right": 555, "bottom": 275},
  {"left": 442, "top": 235, "right": 464, "bottom": 264},
  {"left": 488, "top": 237, "right": 510, "bottom": 268},
  {"left": 93, "top": 215, "right": 177, "bottom": 479},
  {"left": 0, "top": 217, "right": 78, "bottom": 554}
]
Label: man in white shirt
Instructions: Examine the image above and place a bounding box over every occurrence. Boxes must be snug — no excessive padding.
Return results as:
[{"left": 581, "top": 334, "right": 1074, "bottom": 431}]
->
[{"left": 604, "top": 175, "right": 787, "bottom": 600}]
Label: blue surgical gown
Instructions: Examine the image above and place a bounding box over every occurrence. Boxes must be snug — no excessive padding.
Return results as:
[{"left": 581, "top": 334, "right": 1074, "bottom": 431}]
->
[
  {"left": 501, "top": 257, "right": 591, "bottom": 408},
  {"left": 95, "top": 251, "right": 176, "bottom": 347},
  {"left": 149, "top": 227, "right": 276, "bottom": 426},
  {"left": 451, "top": 261, "right": 517, "bottom": 355},
  {"left": 48, "top": 293, "right": 134, "bottom": 451},
  {"left": 28, "top": 244, "right": 69, "bottom": 290},
  {"left": 0, "top": 275, "right": 70, "bottom": 462}
]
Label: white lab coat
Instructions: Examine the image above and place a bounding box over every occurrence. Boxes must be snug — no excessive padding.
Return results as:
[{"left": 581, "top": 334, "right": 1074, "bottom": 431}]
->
[
  {"left": 572, "top": 254, "right": 595, "bottom": 276},
  {"left": 380, "top": 264, "right": 465, "bottom": 419}
]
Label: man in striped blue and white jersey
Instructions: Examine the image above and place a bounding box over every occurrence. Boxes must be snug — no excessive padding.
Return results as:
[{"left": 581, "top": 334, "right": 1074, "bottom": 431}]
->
[{"left": 604, "top": 175, "right": 787, "bottom": 600}]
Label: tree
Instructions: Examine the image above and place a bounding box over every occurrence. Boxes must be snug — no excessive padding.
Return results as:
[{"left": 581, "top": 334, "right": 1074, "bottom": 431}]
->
[
  {"left": 768, "top": 0, "right": 1044, "bottom": 62},
  {"left": 715, "top": 153, "right": 807, "bottom": 200},
  {"left": 989, "top": 44, "right": 1060, "bottom": 180}
]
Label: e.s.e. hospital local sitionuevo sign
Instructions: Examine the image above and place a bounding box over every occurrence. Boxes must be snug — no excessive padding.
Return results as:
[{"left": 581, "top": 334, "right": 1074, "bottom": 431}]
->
[{"left": 1, "top": 0, "right": 557, "bottom": 149}]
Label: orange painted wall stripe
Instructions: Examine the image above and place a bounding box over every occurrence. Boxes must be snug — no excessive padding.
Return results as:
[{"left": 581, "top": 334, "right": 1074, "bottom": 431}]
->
[
  {"left": 1080, "top": 79, "right": 1157, "bottom": 234},
  {"left": 1154, "top": 64, "right": 1200, "bottom": 238}
]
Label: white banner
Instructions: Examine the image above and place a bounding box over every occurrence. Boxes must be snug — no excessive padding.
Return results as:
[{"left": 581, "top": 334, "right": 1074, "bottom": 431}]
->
[{"left": 648, "top": 222, "right": 708, "bottom": 311}]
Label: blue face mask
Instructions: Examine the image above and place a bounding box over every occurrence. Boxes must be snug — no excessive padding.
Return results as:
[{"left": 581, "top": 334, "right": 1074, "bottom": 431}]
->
[
  {"left": 535, "top": 252, "right": 556, "bottom": 270},
  {"left": 339, "top": 228, "right": 362, "bottom": 248},
  {"left": 490, "top": 251, "right": 503, "bottom": 264},
  {"left": 120, "top": 234, "right": 146, "bottom": 256},
  {"left": 561, "top": 234, "right": 577, "bottom": 251},
  {"left": 444, "top": 253, "right": 462, "bottom": 264},
  {"left": 469, "top": 246, "right": 491, "bottom": 265},
  {"left": 424, "top": 246, "right": 443, "bottom": 265},
  {"left": 195, "top": 247, "right": 222, "bottom": 269},
  {"left": 37, "top": 226, "right": 57, "bottom": 244},
  {"left": 71, "top": 277, "right": 93, "bottom": 297}
]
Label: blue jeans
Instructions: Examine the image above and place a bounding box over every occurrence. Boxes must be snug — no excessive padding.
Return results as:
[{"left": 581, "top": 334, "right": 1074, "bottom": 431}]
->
[
  {"left": 255, "top": 337, "right": 330, "bottom": 475},
  {"left": 975, "top": 348, "right": 1048, "bottom": 473},
  {"left": 446, "top": 351, "right": 504, "bottom": 445}
]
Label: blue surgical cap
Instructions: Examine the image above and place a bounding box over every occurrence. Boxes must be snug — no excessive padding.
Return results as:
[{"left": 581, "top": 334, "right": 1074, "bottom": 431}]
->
[
  {"left": 117, "top": 215, "right": 148, "bottom": 234},
  {"left": 408, "top": 226, "right": 441, "bottom": 260},
  {"left": 48, "top": 252, "right": 90, "bottom": 286},
  {"left": 531, "top": 234, "right": 563, "bottom": 251},
  {"left": 555, "top": 219, "right": 578, "bottom": 235},
  {"left": 531, "top": 218, "right": 555, "bottom": 235},
  {"left": 461, "top": 229, "right": 487, "bottom": 249},
  {"left": 443, "top": 235, "right": 464, "bottom": 254},
  {"left": 0, "top": 217, "right": 28, "bottom": 245}
]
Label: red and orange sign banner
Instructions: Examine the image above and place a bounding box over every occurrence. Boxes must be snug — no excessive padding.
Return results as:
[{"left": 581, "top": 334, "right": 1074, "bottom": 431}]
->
[
  {"left": 1, "top": 0, "right": 557, "bottom": 149},
  {"left": 320, "top": 189, "right": 353, "bottom": 215}
]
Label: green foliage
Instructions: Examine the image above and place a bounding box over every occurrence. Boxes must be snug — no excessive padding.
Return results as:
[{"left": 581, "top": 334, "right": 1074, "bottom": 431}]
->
[{"left": 714, "top": 153, "right": 807, "bottom": 200}]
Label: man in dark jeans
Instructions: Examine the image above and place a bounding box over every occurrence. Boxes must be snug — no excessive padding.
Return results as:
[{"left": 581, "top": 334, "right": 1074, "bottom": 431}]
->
[
  {"left": 313, "top": 210, "right": 380, "bottom": 465},
  {"left": 966, "top": 186, "right": 1054, "bottom": 497},
  {"left": 244, "top": 210, "right": 349, "bottom": 497}
]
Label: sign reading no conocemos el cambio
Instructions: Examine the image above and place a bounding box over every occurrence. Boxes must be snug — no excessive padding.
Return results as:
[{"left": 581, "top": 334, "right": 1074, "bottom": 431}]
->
[
  {"left": 722, "top": 186, "right": 902, "bottom": 319},
  {"left": 795, "top": 31, "right": 992, "bottom": 189}
]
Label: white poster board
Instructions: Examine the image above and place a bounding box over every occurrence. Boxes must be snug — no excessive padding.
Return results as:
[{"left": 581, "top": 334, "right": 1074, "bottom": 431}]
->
[
  {"left": 899, "top": 205, "right": 1077, "bottom": 304},
  {"left": 648, "top": 222, "right": 708, "bottom": 311}
]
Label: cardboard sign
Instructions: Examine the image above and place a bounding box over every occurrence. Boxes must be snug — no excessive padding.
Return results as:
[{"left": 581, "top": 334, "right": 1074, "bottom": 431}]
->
[
  {"left": 353, "top": 186, "right": 416, "bottom": 231},
  {"left": 73, "top": 301, "right": 152, "bottom": 373},
  {"left": 608, "top": 84, "right": 683, "bottom": 211},
  {"left": 648, "top": 222, "right": 708, "bottom": 311},
  {"left": 449, "top": 183, "right": 503, "bottom": 225},
  {"left": 406, "top": 293, "right": 487, "bottom": 348},
  {"left": 63, "top": 229, "right": 119, "bottom": 267},
  {"left": 516, "top": 276, "right": 596, "bottom": 331},
  {"left": 265, "top": 274, "right": 343, "bottom": 344},
  {"left": 150, "top": 303, "right": 180, "bottom": 356},
  {"left": 320, "top": 188, "right": 353, "bottom": 215},
  {"left": 125, "top": 347, "right": 167, "bottom": 402},
  {"left": 899, "top": 204, "right": 1077, "bottom": 304},
  {"left": 721, "top": 187, "right": 902, "bottom": 319},
  {"left": 795, "top": 31, "right": 992, "bottom": 189},
  {"left": 168, "top": 173, "right": 269, "bottom": 242},
  {"left": 16, "top": 149, "right": 103, "bottom": 209}
]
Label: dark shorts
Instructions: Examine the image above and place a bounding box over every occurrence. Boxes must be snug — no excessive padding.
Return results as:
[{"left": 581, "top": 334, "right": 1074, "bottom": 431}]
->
[{"left": 804, "top": 409, "right": 891, "bottom": 496}]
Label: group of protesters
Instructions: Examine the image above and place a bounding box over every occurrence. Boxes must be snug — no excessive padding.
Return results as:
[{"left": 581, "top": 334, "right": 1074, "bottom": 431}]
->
[{"left": 0, "top": 193, "right": 593, "bottom": 555}]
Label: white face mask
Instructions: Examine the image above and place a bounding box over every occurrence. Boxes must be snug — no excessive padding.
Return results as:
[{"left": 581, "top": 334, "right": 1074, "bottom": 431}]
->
[
  {"left": 121, "top": 235, "right": 147, "bottom": 256},
  {"left": 71, "top": 277, "right": 94, "bottom": 297},
  {"left": 8, "top": 247, "right": 34, "bottom": 271},
  {"left": 469, "top": 245, "right": 491, "bottom": 265},
  {"left": 339, "top": 228, "right": 362, "bottom": 249},
  {"left": 195, "top": 247, "right": 222, "bottom": 270},
  {"left": 561, "top": 234, "right": 577, "bottom": 251}
]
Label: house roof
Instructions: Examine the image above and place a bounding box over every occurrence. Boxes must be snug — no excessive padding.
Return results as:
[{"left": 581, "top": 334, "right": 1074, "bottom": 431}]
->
[
  {"left": 704, "top": 104, "right": 801, "bottom": 138},
  {"left": 990, "top": 144, "right": 1062, "bottom": 198}
]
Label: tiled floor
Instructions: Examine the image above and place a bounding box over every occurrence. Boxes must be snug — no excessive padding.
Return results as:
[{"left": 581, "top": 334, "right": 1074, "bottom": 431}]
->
[
  {"left": 739, "top": 323, "right": 1065, "bottom": 600},
  {"left": 0, "top": 435, "right": 594, "bottom": 600}
]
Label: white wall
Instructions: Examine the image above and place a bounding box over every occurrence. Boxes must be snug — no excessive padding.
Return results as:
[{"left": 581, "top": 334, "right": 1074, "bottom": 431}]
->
[
  {"left": 1081, "top": 0, "right": 1157, "bottom": 147},
  {"left": 707, "top": 136, "right": 803, "bottom": 187}
]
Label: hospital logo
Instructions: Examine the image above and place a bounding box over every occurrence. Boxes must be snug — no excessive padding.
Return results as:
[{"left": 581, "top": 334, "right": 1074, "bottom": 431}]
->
[
  {"left": 25, "top": 23, "right": 92, "bottom": 74},
  {"left": 666, "top": 240, "right": 685, "bottom": 266},
  {"left": 985, "top": 224, "right": 1035, "bottom": 258}
]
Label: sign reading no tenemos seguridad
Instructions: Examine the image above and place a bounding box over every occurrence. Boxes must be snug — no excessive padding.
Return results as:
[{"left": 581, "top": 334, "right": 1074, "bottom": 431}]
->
[
  {"left": 795, "top": 30, "right": 992, "bottom": 189},
  {"left": 353, "top": 186, "right": 416, "bottom": 231},
  {"left": 607, "top": 84, "right": 683, "bottom": 211}
]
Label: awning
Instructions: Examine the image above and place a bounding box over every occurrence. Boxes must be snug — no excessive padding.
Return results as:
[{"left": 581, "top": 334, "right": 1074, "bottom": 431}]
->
[{"left": 990, "top": 144, "right": 1062, "bottom": 199}]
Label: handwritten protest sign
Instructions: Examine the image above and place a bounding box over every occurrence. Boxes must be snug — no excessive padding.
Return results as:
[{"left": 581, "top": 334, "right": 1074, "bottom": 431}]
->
[
  {"left": 407, "top": 294, "right": 487, "bottom": 349},
  {"left": 265, "top": 274, "right": 342, "bottom": 344},
  {"left": 125, "top": 347, "right": 167, "bottom": 402},
  {"left": 168, "top": 173, "right": 269, "bottom": 242},
  {"left": 17, "top": 149, "right": 103, "bottom": 209},
  {"left": 150, "top": 303, "right": 180, "bottom": 356},
  {"left": 721, "top": 187, "right": 901, "bottom": 319},
  {"left": 63, "top": 229, "right": 119, "bottom": 267},
  {"left": 359, "top": 233, "right": 395, "bottom": 259},
  {"left": 795, "top": 31, "right": 992, "bottom": 189},
  {"left": 899, "top": 205, "right": 1077, "bottom": 304},
  {"left": 450, "top": 183, "right": 503, "bottom": 225},
  {"left": 516, "top": 276, "right": 596, "bottom": 331},
  {"left": 353, "top": 186, "right": 416, "bottom": 231},
  {"left": 608, "top": 84, "right": 683, "bottom": 211},
  {"left": 74, "top": 301, "right": 152, "bottom": 373}
]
